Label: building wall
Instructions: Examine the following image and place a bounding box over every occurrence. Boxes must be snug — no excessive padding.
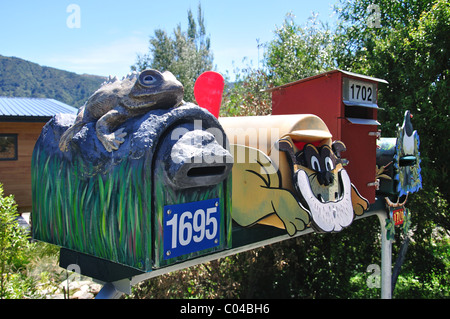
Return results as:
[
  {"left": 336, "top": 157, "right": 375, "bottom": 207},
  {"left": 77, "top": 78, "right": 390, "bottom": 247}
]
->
[{"left": 0, "top": 121, "right": 46, "bottom": 211}]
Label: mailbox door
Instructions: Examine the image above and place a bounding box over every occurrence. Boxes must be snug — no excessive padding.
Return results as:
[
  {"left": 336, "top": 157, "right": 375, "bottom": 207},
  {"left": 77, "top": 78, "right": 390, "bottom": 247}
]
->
[
  {"left": 152, "top": 122, "right": 232, "bottom": 269},
  {"left": 340, "top": 118, "right": 378, "bottom": 203}
]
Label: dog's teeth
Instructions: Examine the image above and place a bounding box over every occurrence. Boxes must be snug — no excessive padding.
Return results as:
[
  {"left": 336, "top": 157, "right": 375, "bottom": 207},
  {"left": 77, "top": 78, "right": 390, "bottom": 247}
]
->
[{"left": 317, "top": 194, "right": 326, "bottom": 203}]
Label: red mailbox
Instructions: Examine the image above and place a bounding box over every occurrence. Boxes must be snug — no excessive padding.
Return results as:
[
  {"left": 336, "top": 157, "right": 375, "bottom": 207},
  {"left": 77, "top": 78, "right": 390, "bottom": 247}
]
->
[{"left": 270, "top": 70, "right": 388, "bottom": 203}]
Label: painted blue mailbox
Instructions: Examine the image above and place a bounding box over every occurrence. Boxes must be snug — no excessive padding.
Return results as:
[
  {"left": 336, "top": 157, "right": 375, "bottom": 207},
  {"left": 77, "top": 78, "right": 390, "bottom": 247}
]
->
[{"left": 32, "top": 70, "right": 233, "bottom": 280}]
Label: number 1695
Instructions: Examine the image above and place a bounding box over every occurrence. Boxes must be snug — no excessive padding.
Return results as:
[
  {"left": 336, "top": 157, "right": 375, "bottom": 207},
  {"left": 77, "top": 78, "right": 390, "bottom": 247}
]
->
[{"left": 163, "top": 199, "right": 221, "bottom": 259}]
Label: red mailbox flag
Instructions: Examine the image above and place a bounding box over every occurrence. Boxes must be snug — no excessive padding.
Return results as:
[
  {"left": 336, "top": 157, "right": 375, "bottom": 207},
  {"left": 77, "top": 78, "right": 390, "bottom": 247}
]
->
[{"left": 194, "top": 71, "right": 224, "bottom": 119}]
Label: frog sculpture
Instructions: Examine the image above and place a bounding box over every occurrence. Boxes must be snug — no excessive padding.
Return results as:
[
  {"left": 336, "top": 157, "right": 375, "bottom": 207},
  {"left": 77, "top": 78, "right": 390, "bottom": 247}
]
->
[{"left": 59, "top": 69, "right": 184, "bottom": 152}]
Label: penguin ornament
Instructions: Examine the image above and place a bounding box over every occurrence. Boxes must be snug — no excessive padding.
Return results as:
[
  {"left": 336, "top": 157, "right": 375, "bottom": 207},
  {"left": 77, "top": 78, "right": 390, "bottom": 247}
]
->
[{"left": 395, "top": 110, "right": 422, "bottom": 196}]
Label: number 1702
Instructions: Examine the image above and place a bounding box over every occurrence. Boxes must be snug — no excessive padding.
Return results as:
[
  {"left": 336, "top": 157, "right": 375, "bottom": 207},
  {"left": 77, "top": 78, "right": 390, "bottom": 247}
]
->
[{"left": 350, "top": 83, "right": 373, "bottom": 101}]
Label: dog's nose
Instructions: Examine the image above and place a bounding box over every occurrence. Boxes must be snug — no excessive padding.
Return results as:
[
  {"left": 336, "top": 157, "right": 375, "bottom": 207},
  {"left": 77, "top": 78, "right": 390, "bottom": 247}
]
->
[{"left": 318, "top": 171, "right": 334, "bottom": 186}]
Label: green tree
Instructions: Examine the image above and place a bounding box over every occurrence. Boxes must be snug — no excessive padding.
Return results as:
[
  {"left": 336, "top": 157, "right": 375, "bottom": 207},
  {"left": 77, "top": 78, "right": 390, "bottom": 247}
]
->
[
  {"left": 334, "top": 0, "right": 449, "bottom": 199},
  {"left": 221, "top": 67, "right": 272, "bottom": 117},
  {"left": 132, "top": 4, "right": 213, "bottom": 102},
  {"left": 265, "top": 12, "right": 335, "bottom": 86},
  {"left": 222, "top": 13, "right": 335, "bottom": 117},
  {"left": 334, "top": 0, "right": 450, "bottom": 297}
]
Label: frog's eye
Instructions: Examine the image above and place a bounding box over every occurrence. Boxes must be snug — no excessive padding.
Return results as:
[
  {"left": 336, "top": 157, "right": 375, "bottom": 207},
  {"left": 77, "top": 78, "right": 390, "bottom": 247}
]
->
[
  {"left": 139, "top": 70, "right": 160, "bottom": 87},
  {"left": 143, "top": 75, "right": 155, "bottom": 84}
]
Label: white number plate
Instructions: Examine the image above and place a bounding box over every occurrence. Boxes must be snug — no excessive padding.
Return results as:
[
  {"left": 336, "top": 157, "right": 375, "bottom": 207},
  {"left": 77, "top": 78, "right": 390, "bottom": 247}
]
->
[
  {"left": 163, "top": 198, "right": 220, "bottom": 259},
  {"left": 346, "top": 79, "right": 376, "bottom": 104}
]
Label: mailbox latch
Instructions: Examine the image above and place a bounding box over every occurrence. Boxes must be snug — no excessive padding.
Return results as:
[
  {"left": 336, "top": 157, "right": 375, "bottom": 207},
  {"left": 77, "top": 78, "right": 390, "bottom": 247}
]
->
[
  {"left": 369, "top": 131, "right": 381, "bottom": 139},
  {"left": 367, "top": 179, "right": 380, "bottom": 190}
]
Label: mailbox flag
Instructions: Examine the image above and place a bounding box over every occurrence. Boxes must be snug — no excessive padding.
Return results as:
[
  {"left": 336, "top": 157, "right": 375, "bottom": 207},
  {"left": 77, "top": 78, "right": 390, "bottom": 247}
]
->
[{"left": 194, "top": 71, "right": 224, "bottom": 118}]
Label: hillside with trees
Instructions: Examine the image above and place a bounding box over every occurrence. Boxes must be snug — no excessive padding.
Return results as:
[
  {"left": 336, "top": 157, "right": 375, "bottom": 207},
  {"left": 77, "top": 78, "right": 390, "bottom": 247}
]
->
[{"left": 0, "top": 55, "right": 105, "bottom": 108}]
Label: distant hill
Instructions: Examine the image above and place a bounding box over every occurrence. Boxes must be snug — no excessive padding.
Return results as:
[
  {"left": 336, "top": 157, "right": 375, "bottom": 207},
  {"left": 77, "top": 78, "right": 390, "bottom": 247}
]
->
[{"left": 0, "top": 55, "right": 106, "bottom": 108}]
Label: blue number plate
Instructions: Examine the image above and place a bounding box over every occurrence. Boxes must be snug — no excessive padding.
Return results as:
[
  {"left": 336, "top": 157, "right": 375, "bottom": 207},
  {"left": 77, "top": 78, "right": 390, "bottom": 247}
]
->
[{"left": 163, "top": 198, "right": 220, "bottom": 260}]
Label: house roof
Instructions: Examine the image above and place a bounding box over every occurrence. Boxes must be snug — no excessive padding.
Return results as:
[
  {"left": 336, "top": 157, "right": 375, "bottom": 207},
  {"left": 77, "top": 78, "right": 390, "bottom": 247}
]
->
[
  {"left": 265, "top": 69, "right": 388, "bottom": 92},
  {"left": 0, "top": 96, "right": 78, "bottom": 121}
]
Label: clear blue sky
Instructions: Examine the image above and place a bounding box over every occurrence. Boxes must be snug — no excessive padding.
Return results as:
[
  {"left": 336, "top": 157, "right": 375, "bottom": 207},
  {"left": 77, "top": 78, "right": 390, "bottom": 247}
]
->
[{"left": 0, "top": 0, "right": 337, "bottom": 79}]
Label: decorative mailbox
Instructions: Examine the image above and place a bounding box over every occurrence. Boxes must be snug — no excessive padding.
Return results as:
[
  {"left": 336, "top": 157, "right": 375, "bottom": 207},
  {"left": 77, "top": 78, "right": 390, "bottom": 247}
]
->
[
  {"left": 376, "top": 110, "right": 422, "bottom": 239},
  {"left": 219, "top": 114, "right": 369, "bottom": 235},
  {"left": 270, "top": 70, "right": 388, "bottom": 203},
  {"left": 376, "top": 110, "right": 422, "bottom": 198},
  {"left": 32, "top": 70, "right": 233, "bottom": 275}
]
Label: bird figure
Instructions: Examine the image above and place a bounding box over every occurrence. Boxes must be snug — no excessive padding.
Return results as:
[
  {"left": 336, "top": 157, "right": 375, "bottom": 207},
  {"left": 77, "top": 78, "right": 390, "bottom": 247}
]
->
[{"left": 401, "top": 110, "right": 415, "bottom": 155}]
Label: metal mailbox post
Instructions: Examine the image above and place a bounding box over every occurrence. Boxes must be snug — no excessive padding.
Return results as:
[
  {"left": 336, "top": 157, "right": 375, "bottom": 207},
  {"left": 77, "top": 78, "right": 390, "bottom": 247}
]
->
[{"left": 270, "top": 70, "right": 388, "bottom": 203}]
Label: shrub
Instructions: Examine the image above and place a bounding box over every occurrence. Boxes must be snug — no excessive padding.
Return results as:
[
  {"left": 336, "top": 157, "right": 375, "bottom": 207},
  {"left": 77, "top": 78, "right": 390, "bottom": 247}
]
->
[{"left": 0, "top": 183, "right": 34, "bottom": 298}]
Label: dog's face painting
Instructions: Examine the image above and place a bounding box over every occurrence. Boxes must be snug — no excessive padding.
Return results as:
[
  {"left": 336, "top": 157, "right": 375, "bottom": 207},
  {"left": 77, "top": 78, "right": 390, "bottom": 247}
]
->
[
  {"left": 299, "top": 144, "right": 340, "bottom": 195},
  {"left": 278, "top": 137, "right": 368, "bottom": 233}
]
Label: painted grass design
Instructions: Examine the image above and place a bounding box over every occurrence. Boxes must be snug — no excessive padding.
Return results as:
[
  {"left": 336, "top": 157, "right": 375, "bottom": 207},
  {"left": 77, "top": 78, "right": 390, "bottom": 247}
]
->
[{"left": 32, "top": 147, "right": 152, "bottom": 271}]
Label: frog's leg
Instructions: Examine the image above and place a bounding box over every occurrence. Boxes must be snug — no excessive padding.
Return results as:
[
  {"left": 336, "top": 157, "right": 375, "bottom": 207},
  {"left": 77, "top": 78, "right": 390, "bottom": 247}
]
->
[
  {"left": 59, "top": 108, "right": 87, "bottom": 152},
  {"left": 59, "top": 122, "right": 85, "bottom": 152},
  {"left": 95, "top": 107, "right": 128, "bottom": 152}
]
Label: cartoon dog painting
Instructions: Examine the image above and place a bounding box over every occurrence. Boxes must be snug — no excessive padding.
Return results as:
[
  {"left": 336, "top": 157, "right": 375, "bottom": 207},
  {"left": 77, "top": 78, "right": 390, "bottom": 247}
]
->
[
  {"left": 277, "top": 137, "right": 369, "bottom": 233},
  {"left": 225, "top": 114, "right": 369, "bottom": 235},
  {"left": 230, "top": 143, "right": 310, "bottom": 236}
]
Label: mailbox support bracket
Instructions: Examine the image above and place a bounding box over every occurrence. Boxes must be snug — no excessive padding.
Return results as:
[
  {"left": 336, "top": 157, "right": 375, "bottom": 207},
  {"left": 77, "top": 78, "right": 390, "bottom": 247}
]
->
[
  {"left": 95, "top": 281, "right": 127, "bottom": 299},
  {"left": 93, "top": 207, "right": 392, "bottom": 299}
]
